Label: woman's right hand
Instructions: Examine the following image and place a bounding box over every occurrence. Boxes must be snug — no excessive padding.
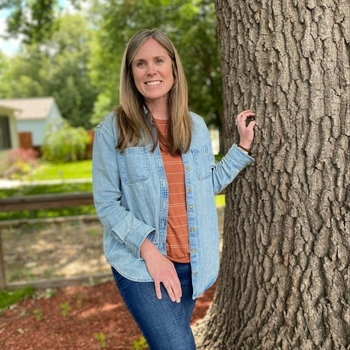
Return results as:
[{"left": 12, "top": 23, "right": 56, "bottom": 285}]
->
[{"left": 140, "top": 239, "right": 182, "bottom": 303}]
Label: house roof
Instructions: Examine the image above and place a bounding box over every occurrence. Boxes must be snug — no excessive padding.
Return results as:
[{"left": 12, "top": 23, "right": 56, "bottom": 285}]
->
[
  {"left": 0, "top": 104, "right": 21, "bottom": 115},
  {"left": 0, "top": 97, "right": 56, "bottom": 120}
]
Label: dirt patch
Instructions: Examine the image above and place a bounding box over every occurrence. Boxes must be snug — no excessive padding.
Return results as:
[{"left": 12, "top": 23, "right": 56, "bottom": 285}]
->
[
  {"left": 2, "top": 220, "right": 110, "bottom": 283},
  {"left": 2, "top": 207, "right": 224, "bottom": 284}
]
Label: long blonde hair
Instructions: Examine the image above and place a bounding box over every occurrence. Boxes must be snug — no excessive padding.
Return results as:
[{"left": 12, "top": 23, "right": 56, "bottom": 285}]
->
[{"left": 115, "top": 29, "right": 192, "bottom": 155}]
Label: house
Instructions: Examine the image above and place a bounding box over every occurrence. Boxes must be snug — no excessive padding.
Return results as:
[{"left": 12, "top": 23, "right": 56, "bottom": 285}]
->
[
  {"left": 0, "top": 104, "right": 20, "bottom": 162},
  {"left": 0, "top": 97, "right": 63, "bottom": 150}
]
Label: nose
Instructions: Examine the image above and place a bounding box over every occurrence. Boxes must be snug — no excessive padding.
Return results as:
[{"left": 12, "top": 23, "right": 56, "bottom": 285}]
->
[{"left": 146, "top": 63, "right": 156, "bottom": 76}]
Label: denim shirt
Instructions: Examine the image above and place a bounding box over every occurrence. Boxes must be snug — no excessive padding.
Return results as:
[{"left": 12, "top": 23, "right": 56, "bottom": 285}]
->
[{"left": 92, "top": 111, "right": 254, "bottom": 298}]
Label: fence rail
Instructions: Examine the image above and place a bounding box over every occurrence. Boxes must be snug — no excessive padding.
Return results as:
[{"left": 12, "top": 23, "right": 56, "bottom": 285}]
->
[
  {"left": 0, "top": 192, "right": 111, "bottom": 290},
  {"left": 0, "top": 192, "right": 94, "bottom": 211}
]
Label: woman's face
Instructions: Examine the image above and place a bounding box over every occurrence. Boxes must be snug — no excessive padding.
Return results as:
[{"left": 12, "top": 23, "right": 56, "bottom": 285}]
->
[{"left": 132, "top": 38, "right": 174, "bottom": 107}]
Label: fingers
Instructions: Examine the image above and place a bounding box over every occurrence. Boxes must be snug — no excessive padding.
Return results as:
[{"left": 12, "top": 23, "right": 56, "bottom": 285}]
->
[
  {"left": 154, "top": 271, "right": 182, "bottom": 303},
  {"left": 235, "top": 110, "right": 256, "bottom": 150},
  {"left": 141, "top": 240, "right": 183, "bottom": 303},
  {"left": 235, "top": 110, "right": 256, "bottom": 127},
  {"left": 154, "top": 280, "right": 162, "bottom": 300},
  {"left": 144, "top": 250, "right": 182, "bottom": 303},
  {"left": 159, "top": 276, "right": 182, "bottom": 303}
]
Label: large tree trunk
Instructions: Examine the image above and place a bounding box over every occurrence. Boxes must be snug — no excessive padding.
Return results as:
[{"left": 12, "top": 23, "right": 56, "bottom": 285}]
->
[{"left": 196, "top": 1, "right": 350, "bottom": 349}]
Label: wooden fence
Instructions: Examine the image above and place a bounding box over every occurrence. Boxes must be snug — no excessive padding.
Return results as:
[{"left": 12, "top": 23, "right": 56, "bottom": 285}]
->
[{"left": 0, "top": 192, "right": 111, "bottom": 290}]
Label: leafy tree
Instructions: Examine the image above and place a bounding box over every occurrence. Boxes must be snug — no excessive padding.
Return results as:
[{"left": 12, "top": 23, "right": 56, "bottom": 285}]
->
[
  {"left": 88, "top": 0, "right": 223, "bottom": 135},
  {"left": 0, "top": 13, "right": 99, "bottom": 128},
  {"left": 0, "top": 0, "right": 79, "bottom": 44},
  {"left": 0, "top": 52, "right": 10, "bottom": 96}
]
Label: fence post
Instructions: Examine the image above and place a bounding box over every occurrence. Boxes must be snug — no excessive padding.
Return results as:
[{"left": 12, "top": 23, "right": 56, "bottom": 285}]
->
[{"left": 0, "top": 231, "right": 6, "bottom": 289}]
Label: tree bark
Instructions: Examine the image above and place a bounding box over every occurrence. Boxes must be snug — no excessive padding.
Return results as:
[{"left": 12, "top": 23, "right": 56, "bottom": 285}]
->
[{"left": 196, "top": 1, "right": 350, "bottom": 349}]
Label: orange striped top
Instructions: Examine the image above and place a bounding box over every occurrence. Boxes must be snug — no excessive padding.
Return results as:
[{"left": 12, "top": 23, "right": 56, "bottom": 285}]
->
[{"left": 154, "top": 118, "right": 190, "bottom": 263}]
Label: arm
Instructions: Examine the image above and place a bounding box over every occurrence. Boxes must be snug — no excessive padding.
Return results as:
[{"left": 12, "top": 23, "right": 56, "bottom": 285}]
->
[
  {"left": 210, "top": 110, "right": 256, "bottom": 194},
  {"left": 92, "top": 115, "right": 154, "bottom": 258}
]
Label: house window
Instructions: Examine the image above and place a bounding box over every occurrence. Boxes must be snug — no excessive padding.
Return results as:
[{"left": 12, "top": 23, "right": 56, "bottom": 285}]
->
[{"left": 0, "top": 115, "right": 11, "bottom": 150}]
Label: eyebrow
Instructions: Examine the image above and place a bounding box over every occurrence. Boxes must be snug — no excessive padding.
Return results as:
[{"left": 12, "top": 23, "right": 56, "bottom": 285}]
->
[{"left": 133, "top": 55, "right": 168, "bottom": 63}]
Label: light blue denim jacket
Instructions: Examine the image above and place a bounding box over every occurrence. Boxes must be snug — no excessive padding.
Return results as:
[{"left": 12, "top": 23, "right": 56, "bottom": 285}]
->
[{"left": 92, "top": 111, "right": 254, "bottom": 298}]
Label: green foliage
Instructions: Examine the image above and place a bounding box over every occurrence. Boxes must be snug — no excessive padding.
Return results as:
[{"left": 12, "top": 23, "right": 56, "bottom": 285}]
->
[
  {"left": 41, "top": 121, "right": 90, "bottom": 162},
  {"left": 32, "top": 308, "right": 43, "bottom": 321},
  {"left": 59, "top": 301, "right": 72, "bottom": 316},
  {"left": 1, "top": 2, "right": 221, "bottom": 133},
  {"left": 93, "top": 332, "right": 107, "bottom": 349},
  {"left": 1, "top": 0, "right": 75, "bottom": 44},
  {"left": 1, "top": 148, "right": 39, "bottom": 179},
  {"left": 90, "top": 91, "right": 115, "bottom": 126},
  {"left": 88, "top": 0, "right": 222, "bottom": 128},
  {"left": 0, "top": 286, "right": 35, "bottom": 309},
  {"left": 133, "top": 336, "right": 149, "bottom": 350},
  {"left": 0, "top": 52, "right": 9, "bottom": 96},
  {"left": 0, "top": 183, "right": 92, "bottom": 199},
  {"left": 0, "top": 203, "right": 95, "bottom": 221},
  {"left": 0, "top": 14, "right": 99, "bottom": 128},
  {"left": 215, "top": 194, "right": 225, "bottom": 207},
  {"left": 0, "top": 182, "right": 94, "bottom": 221}
]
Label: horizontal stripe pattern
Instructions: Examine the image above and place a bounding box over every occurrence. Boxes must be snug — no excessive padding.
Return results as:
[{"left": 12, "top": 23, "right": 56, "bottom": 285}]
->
[{"left": 154, "top": 118, "right": 190, "bottom": 263}]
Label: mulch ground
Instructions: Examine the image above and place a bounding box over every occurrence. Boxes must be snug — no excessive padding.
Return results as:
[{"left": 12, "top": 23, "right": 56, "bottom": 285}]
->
[{"left": 0, "top": 279, "right": 216, "bottom": 350}]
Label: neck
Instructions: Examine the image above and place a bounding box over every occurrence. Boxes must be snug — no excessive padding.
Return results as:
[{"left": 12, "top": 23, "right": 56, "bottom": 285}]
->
[{"left": 146, "top": 100, "right": 169, "bottom": 120}]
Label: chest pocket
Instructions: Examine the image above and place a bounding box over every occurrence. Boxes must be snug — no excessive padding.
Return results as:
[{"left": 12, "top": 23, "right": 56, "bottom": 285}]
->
[
  {"left": 191, "top": 147, "right": 212, "bottom": 180},
  {"left": 119, "top": 147, "right": 150, "bottom": 184}
]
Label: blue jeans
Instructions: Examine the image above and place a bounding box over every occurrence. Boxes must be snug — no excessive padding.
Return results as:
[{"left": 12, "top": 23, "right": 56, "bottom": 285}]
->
[{"left": 112, "top": 262, "right": 197, "bottom": 350}]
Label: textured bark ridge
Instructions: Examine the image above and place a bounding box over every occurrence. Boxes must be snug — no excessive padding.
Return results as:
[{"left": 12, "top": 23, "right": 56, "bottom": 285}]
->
[{"left": 197, "top": 1, "right": 350, "bottom": 349}]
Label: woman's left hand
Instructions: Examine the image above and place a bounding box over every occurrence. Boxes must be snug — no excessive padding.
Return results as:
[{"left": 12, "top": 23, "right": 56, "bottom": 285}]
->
[{"left": 235, "top": 110, "right": 256, "bottom": 151}]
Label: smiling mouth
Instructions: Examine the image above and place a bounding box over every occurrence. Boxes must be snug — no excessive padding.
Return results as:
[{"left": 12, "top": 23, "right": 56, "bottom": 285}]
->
[{"left": 145, "top": 81, "right": 161, "bottom": 86}]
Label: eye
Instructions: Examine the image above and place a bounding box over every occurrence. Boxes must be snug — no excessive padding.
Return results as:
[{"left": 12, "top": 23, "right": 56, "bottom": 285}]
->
[
  {"left": 156, "top": 58, "right": 164, "bottom": 64},
  {"left": 135, "top": 61, "right": 145, "bottom": 67}
]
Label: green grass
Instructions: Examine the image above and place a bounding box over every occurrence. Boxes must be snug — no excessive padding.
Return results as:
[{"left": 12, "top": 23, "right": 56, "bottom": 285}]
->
[
  {"left": 28, "top": 160, "right": 92, "bottom": 181},
  {"left": 215, "top": 194, "right": 225, "bottom": 207},
  {"left": 0, "top": 183, "right": 92, "bottom": 199},
  {"left": 0, "top": 286, "right": 35, "bottom": 309},
  {"left": 0, "top": 183, "right": 94, "bottom": 221},
  {"left": 0, "top": 158, "right": 225, "bottom": 220}
]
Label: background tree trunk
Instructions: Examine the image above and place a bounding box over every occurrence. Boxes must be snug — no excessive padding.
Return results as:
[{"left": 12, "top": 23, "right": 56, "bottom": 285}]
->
[{"left": 196, "top": 1, "right": 350, "bottom": 349}]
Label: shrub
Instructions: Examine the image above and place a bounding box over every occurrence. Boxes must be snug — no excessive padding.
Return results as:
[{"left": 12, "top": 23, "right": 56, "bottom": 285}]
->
[
  {"left": 41, "top": 121, "right": 90, "bottom": 162},
  {"left": 1, "top": 148, "right": 39, "bottom": 179},
  {"left": 0, "top": 286, "right": 35, "bottom": 309}
]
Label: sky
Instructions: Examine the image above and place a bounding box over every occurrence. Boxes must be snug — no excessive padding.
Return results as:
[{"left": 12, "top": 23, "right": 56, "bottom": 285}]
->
[{"left": 0, "top": 9, "right": 21, "bottom": 56}]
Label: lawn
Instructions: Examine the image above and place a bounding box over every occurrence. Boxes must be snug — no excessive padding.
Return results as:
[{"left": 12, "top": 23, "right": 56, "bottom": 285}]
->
[
  {"left": 0, "top": 159, "right": 224, "bottom": 219},
  {"left": 29, "top": 160, "right": 92, "bottom": 181}
]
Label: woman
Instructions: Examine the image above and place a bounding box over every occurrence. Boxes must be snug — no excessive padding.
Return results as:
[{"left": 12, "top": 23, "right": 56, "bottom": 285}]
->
[{"left": 92, "top": 29, "right": 256, "bottom": 350}]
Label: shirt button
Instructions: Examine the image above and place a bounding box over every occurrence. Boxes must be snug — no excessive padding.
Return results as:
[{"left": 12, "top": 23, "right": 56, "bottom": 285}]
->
[
  {"left": 193, "top": 271, "right": 198, "bottom": 275},
  {"left": 191, "top": 248, "right": 196, "bottom": 253},
  {"left": 189, "top": 205, "right": 193, "bottom": 210},
  {"left": 190, "top": 227, "right": 195, "bottom": 231},
  {"left": 186, "top": 166, "right": 190, "bottom": 170},
  {"left": 188, "top": 188, "right": 192, "bottom": 192}
]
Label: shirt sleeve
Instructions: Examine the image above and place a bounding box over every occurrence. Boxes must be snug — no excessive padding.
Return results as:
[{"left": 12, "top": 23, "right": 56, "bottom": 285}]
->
[
  {"left": 204, "top": 124, "right": 254, "bottom": 194},
  {"left": 92, "top": 114, "right": 155, "bottom": 258}
]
